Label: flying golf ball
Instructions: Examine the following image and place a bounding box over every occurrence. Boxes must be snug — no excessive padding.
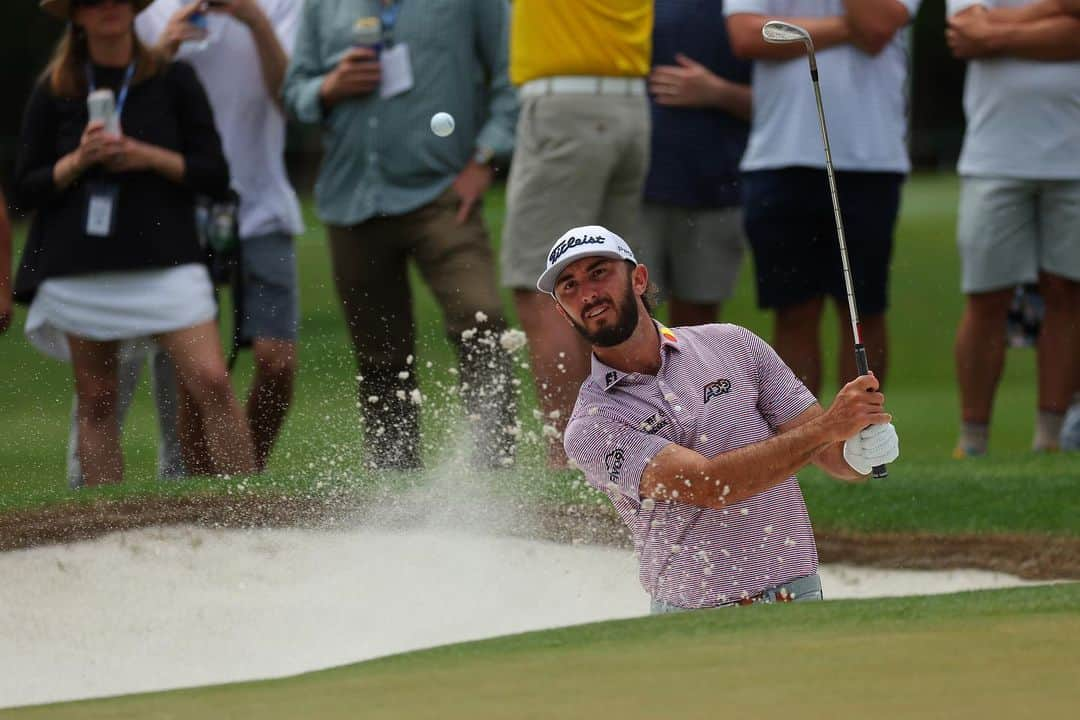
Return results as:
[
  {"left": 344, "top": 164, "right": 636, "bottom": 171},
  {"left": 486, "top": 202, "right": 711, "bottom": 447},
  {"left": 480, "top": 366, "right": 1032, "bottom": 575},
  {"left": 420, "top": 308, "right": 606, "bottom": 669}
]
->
[{"left": 430, "top": 112, "right": 455, "bottom": 137}]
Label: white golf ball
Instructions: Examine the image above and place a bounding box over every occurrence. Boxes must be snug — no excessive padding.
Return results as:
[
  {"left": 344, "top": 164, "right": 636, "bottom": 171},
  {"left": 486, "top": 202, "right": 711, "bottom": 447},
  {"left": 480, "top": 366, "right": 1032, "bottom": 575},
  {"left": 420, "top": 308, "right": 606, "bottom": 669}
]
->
[{"left": 430, "top": 112, "right": 455, "bottom": 137}]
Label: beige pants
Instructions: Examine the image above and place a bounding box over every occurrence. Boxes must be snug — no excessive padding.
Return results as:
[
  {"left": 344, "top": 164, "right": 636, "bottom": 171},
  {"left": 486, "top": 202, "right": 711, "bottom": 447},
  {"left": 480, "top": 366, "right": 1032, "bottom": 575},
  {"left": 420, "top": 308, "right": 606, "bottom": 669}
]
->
[
  {"left": 501, "top": 93, "right": 651, "bottom": 289},
  {"left": 328, "top": 187, "right": 516, "bottom": 468}
]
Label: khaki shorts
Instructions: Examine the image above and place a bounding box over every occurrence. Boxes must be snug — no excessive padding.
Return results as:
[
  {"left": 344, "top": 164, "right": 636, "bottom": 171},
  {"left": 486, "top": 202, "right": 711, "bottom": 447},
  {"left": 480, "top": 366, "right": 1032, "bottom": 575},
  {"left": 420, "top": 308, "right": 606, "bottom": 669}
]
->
[
  {"left": 501, "top": 93, "right": 650, "bottom": 290},
  {"left": 958, "top": 176, "right": 1080, "bottom": 293},
  {"left": 636, "top": 203, "right": 746, "bottom": 304}
]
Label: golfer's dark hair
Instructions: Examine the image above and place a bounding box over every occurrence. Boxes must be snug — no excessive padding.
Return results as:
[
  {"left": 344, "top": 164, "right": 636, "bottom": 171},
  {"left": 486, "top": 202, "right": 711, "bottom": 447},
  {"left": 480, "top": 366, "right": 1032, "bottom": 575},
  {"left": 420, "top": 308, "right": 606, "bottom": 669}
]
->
[{"left": 641, "top": 281, "right": 660, "bottom": 315}]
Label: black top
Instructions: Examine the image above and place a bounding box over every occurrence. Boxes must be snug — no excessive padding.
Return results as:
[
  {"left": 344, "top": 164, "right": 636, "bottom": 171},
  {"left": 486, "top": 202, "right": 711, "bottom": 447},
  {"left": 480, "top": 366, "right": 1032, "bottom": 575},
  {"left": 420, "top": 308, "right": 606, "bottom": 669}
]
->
[
  {"left": 12, "top": 61, "right": 229, "bottom": 303},
  {"left": 644, "top": 0, "right": 751, "bottom": 209}
]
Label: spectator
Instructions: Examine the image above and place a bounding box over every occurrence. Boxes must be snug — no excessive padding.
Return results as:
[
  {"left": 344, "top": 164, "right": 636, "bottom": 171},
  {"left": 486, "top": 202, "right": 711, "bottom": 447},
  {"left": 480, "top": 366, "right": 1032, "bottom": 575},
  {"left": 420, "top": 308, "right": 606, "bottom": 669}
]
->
[
  {"left": 640, "top": 0, "right": 751, "bottom": 327},
  {"left": 0, "top": 189, "right": 10, "bottom": 336},
  {"left": 129, "top": 0, "right": 304, "bottom": 473},
  {"left": 283, "top": 0, "right": 518, "bottom": 469},
  {"left": 501, "top": 0, "right": 653, "bottom": 467},
  {"left": 725, "top": 1, "right": 921, "bottom": 396},
  {"left": 13, "top": 0, "right": 256, "bottom": 486},
  {"left": 946, "top": 0, "right": 1080, "bottom": 455}
]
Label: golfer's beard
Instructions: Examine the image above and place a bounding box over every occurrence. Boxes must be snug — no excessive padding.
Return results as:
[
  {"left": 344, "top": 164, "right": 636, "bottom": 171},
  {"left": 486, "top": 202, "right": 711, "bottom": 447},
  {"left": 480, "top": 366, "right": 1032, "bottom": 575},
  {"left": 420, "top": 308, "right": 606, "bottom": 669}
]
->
[{"left": 572, "top": 285, "right": 639, "bottom": 348}]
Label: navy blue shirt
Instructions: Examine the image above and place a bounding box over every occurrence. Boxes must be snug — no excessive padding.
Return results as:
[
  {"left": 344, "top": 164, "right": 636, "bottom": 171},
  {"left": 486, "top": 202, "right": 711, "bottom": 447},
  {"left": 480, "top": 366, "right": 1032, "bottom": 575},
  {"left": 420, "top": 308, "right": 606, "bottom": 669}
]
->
[{"left": 644, "top": 0, "right": 751, "bottom": 209}]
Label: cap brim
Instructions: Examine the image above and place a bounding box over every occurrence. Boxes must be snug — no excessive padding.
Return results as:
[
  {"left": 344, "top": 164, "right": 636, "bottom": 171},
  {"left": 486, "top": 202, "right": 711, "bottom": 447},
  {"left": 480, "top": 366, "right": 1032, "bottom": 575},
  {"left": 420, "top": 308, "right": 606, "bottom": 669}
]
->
[{"left": 536, "top": 249, "right": 631, "bottom": 294}]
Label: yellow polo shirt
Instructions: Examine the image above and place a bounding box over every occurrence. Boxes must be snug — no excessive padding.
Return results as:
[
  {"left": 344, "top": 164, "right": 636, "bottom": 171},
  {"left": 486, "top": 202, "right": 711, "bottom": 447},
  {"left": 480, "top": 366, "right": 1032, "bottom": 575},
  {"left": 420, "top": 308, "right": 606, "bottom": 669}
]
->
[{"left": 510, "top": 0, "right": 653, "bottom": 85}]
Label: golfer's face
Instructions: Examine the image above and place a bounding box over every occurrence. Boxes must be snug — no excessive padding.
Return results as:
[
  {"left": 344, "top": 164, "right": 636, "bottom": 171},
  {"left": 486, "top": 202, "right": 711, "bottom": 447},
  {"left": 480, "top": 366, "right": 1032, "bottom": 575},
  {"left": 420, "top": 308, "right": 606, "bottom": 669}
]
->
[{"left": 554, "top": 257, "right": 633, "bottom": 336}]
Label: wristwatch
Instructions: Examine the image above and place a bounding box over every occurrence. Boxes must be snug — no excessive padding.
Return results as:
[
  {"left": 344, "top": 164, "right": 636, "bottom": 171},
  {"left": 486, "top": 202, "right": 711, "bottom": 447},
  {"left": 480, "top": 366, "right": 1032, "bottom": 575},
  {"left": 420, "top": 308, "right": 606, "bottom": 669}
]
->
[{"left": 472, "top": 146, "right": 494, "bottom": 166}]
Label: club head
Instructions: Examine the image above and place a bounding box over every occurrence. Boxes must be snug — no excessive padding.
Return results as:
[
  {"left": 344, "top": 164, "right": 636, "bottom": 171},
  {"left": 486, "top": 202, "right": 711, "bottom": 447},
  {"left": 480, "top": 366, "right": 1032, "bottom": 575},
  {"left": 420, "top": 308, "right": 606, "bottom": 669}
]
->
[{"left": 762, "top": 20, "right": 813, "bottom": 49}]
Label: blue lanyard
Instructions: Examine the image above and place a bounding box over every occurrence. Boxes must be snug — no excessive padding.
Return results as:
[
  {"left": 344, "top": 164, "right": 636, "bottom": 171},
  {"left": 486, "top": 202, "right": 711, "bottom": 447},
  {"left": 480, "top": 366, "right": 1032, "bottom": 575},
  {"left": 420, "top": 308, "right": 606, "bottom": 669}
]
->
[
  {"left": 86, "top": 62, "right": 137, "bottom": 120},
  {"left": 380, "top": 0, "right": 403, "bottom": 46}
]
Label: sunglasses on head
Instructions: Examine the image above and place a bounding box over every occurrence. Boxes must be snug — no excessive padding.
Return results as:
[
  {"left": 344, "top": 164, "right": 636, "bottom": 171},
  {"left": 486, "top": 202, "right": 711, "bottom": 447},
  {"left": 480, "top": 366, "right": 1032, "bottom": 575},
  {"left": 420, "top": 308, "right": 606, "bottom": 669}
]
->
[{"left": 73, "top": 0, "right": 134, "bottom": 8}]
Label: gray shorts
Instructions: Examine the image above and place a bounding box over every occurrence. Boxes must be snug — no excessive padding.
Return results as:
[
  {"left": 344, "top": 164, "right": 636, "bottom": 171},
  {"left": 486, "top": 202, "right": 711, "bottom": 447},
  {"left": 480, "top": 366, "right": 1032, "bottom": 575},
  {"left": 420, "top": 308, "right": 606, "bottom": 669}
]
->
[
  {"left": 636, "top": 203, "right": 746, "bottom": 304},
  {"left": 501, "top": 92, "right": 650, "bottom": 290},
  {"left": 239, "top": 232, "right": 299, "bottom": 342},
  {"left": 957, "top": 176, "right": 1080, "bottom": 293}
]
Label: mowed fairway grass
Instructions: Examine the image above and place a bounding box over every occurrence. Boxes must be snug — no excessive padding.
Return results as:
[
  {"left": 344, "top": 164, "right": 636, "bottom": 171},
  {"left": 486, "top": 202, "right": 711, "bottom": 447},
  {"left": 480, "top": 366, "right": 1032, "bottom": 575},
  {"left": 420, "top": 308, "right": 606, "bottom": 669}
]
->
[
  {"left": 7, "top": 584, "right": 1079, "bottom": 719},
  {"left": 1, "top": 173, "right": 1076, "bottom": 537}
]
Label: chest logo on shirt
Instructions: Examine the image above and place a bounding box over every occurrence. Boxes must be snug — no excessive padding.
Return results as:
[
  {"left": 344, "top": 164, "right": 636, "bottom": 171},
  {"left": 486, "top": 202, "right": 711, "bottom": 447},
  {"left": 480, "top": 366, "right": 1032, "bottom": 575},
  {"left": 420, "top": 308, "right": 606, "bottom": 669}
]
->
[
  {"left": 604, "top": 448, "right": 624, "bottom": 483},
  {"left": 703, "top": 379, "right": 732, "bottom": 403},
  {"left": 639, "top": 412, "right": 669, "bottom": 435}
]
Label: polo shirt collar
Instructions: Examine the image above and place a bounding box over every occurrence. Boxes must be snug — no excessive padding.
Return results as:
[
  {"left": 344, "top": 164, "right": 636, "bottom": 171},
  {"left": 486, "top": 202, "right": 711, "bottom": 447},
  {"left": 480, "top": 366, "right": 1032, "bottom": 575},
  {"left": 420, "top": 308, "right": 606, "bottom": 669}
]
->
[{"left": 590, "top": 321, "right": 679, "bottom": 391}]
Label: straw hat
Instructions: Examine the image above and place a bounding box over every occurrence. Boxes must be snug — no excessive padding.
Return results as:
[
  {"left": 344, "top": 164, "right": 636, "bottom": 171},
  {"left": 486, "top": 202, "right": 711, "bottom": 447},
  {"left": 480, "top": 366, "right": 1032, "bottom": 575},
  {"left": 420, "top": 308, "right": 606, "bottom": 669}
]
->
[{"left": 40, "top": 0, "right": 153, "bottom": 20}]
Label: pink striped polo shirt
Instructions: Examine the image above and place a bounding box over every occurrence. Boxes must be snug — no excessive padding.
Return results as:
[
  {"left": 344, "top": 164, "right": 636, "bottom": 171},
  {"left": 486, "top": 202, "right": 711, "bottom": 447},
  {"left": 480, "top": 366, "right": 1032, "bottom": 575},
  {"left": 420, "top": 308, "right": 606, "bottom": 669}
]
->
[{"left": 564, "top": 322, "right": 820, "bottom": 608}]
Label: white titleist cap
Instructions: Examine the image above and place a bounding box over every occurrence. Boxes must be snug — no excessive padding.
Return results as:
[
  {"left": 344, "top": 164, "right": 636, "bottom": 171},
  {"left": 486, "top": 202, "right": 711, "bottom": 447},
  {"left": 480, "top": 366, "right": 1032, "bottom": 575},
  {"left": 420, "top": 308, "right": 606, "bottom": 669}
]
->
[{"left": 536, "top": 225, "right": 637, "bottom": 294}]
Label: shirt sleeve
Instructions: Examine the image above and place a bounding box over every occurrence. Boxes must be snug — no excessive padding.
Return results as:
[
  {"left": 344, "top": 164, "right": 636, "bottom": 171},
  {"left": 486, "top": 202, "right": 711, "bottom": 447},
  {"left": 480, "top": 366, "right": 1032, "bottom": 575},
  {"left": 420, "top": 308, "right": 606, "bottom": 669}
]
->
[
  {"left": 723, "top": 0, "right": 769, "bottom": 16},
  {"left": 471, "top": 0, "right": 518, "bottom": 159},
  {"left": 282, "top": 0, "right": 327, "bottom": 125},
  {"left": 735, "top": 326, "right": 818, "bottom": 429},
  {"left": 171, "top": 62, "right": 231, "bottom": 198},
  {"left": 12, "top": 82, "right": 61, "bottom": 213},
  {"left": 564, "top": 411, "right": 672, "bottom": 502},
  {"left": 269, "top": 0, "right": 303, "bottom": 55}
]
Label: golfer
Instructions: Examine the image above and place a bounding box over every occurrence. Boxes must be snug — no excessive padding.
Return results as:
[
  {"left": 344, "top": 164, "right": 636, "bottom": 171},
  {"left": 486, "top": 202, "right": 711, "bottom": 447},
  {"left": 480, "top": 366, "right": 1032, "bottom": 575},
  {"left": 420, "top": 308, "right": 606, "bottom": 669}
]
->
[{"left": 542, "top": 226, "right": 900, "bottom": 612}]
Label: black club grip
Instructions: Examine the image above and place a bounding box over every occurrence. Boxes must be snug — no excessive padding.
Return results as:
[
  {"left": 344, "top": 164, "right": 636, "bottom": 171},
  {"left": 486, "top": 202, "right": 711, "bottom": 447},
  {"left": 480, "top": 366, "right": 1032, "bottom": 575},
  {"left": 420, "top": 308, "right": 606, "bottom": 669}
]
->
[{"left": 854, "top": 345, "right": 888, "bottom": 479}]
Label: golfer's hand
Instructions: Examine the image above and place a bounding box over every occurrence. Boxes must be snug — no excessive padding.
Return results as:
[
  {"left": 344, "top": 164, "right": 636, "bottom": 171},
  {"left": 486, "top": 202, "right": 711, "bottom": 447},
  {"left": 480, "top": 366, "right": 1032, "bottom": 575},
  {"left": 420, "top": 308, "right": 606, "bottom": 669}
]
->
[
  {"left": 648, "top": 54, "right": 724, "bottom": 108},
  {"left": 158, "top": 0, "right": 207, "bottom": 57},
  {"left": 843, "top": 422, "right": 899, "bottom": 476},
  {"left": 823, "top": 374, "right": 891, "bottom": 442},
  {"left": 320, "top": 48, "right": 381, "bottom": 107},
  {"left": 452, "top": 161, "right": 493, "bottom": 224}
]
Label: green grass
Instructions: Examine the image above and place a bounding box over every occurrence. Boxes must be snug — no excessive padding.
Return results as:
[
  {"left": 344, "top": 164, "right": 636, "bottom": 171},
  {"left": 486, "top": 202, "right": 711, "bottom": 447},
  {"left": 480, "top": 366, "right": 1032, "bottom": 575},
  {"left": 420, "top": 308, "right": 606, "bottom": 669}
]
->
[
  {"left": 1, "top": 173, "right": 1076, "bottom": 536},
  {"left": 8, "top": 583, "right": 1079, "bottom": 719}
]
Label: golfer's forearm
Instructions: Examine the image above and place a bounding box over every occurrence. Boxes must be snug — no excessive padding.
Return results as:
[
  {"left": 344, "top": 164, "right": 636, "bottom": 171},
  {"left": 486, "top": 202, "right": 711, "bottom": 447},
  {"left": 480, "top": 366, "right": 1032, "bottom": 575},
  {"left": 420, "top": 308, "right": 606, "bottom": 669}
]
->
[
  {"left": 727, "top": 15, "right": 851, "bottom": 60},
  {"left": 993, "top": 16, "right": 1080, "bottom": 59},
  {"left": 813, "top": 441, "right": 864, "bottom": 481},
  {"left": 642, "top": 422, "right": 834, "bottom": 509}
]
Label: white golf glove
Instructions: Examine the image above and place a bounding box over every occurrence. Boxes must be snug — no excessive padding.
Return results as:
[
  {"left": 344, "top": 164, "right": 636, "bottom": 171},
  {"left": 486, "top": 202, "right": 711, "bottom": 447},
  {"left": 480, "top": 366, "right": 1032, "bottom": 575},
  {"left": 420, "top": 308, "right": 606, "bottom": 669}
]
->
[{"left": 843, "top": 423, "right": 899, "bottom": 476}]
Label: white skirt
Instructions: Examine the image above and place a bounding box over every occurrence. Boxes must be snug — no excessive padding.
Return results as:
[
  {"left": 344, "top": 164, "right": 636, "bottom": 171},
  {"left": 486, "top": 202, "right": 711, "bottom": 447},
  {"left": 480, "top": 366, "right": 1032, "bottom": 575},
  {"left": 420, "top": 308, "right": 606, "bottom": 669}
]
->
[{"left": 25, "top": 263, "right": 217, "bottom": 362}]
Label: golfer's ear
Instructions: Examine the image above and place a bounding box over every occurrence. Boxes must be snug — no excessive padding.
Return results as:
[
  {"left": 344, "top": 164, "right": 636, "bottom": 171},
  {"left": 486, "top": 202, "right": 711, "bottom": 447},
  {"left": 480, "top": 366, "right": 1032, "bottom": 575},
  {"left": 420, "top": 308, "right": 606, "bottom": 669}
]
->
[{"left": 632, "top": 263, "right": 649, "bottom": 294}]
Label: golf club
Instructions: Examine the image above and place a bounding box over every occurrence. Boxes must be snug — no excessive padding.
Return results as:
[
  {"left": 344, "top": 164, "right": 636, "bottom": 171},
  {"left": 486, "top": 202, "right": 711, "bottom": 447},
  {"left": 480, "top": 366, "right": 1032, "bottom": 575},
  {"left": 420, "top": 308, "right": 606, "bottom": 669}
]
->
[{"left": 762, "top": 20, "right": 888, "bottom": 478}]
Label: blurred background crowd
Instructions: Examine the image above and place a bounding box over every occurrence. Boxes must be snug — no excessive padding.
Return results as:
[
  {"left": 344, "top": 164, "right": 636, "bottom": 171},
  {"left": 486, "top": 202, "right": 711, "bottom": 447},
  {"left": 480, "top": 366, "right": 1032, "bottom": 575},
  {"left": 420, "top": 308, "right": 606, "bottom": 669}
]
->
[{"left": 0, "top": 0, "right": 1077, "bottom": 488}]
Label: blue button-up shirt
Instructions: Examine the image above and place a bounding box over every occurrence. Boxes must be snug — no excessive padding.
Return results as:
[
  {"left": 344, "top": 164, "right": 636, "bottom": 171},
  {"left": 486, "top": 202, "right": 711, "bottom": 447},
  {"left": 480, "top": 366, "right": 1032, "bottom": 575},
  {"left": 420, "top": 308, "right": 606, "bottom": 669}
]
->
[
  {"left": 644, "top": 0, "right": 751, "bottom": 209},
  {"left": 283, "top": 0, "right": 518, "bottom": 225}
]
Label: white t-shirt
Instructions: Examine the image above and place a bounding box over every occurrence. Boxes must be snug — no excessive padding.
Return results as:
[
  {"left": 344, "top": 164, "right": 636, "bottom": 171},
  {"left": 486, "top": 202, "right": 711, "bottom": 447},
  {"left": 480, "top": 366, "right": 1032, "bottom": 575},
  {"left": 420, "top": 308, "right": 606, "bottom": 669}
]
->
[
  {"left": 137, "top": 0, "right": 305, "bottom": 237},
  {"left": 724, "top": 0, "right": 921, "bottom": 173},
  {"left": 948, "top": 0, "right": 1080, "bottom": 179}
]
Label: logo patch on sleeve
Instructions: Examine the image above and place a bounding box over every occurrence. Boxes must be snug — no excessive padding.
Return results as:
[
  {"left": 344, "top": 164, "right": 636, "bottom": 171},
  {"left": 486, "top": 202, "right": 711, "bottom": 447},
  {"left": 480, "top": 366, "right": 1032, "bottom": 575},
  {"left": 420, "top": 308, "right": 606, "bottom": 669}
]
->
[
  {"left": 703, "top": 379, "right": 732, "bottom": 403},
  {"left": 604, "top": 448, "right": 624, "bottom": 483}
]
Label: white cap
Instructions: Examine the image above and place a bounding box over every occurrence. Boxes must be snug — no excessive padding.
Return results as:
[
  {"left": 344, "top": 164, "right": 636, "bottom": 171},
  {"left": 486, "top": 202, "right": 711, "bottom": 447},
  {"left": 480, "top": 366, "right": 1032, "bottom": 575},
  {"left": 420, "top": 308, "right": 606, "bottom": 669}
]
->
[{"left": 536, "top": 225, "right": 637, "bottom": 294}]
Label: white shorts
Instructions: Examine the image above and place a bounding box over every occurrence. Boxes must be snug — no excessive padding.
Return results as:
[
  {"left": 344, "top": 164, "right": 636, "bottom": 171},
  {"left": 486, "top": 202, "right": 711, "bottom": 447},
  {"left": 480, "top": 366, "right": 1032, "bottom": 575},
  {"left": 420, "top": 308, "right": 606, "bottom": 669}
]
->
[
  {"left": 957, "top": 176, "right": 1080, "bottom": 293},
  {"left": 25, "top": 263, "right": 217, "bottom": 361}
]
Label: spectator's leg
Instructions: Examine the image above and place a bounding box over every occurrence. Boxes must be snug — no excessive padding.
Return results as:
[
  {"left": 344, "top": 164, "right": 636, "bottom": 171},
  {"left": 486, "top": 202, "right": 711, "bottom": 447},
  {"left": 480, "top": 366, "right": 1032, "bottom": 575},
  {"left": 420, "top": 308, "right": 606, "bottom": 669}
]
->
[
  {"left": 955, "top": 289, "right": 1012, "bottom": 426},
  {"left": 328, "top": 222, "right": 420, "bottom": 469},
  {"left": 503, "top": 94, "right": 621, "bottom": 466},
  {"left": 175, "top": 381, "right": 215, "bottom": 475},
  {"left": 667, "top": 206, "right": 746, "bottom": 328},
  {"left": 412, "top": 188, "right": 518, "bottom": 468},
  {"left": 1037, "top": 180, "right": 1080, "bottom": 450},
  {"left": 67, "top": 336, "right": 123, "bottom": 486},
  {"left": 774, "top": 297, "right": 825, "bottom": 397},
  {"left": 67, "top": 349, "right": 145, "bottom": 488},
  {"left": 238, "top": 233, "right": 300, "bottom": 471},
  {"left": 149, "top": 348, "right": 185, "bottom": 478},
  {"left": 955, "top": 177, "right": 1037, "bottom": 454},
  {"left": 833, "top": 172, "right": 901, "bottom": 389},
  {"left": 1033, "top": 271, "right": 1080, "bottom": 450},
  {"left": 156, "top": 321, "right": 257, "bottom": 476},
  {"left": 248, "top": 339, "right": 297, "bottom": 471}
]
